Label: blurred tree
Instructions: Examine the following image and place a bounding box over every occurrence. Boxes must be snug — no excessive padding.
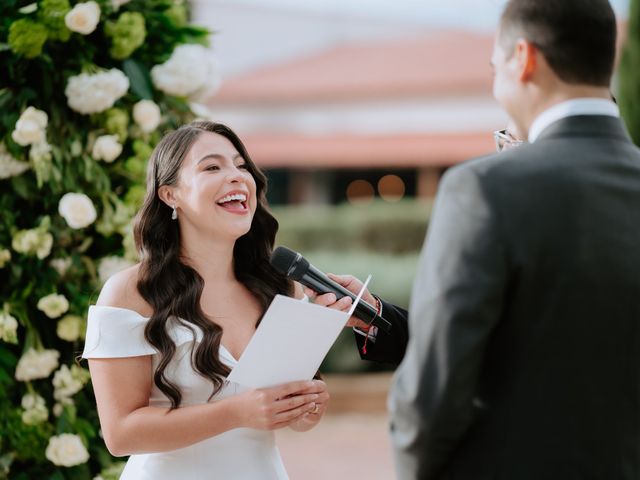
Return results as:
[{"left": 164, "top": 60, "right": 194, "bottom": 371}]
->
[{"left": 619, "top": 0, "right": 640, "bottom": 145}]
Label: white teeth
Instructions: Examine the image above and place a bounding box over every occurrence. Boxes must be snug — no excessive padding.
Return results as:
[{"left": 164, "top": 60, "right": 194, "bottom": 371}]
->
[{"left": 217, "top": 193, "right": 247, "bottom": 204}]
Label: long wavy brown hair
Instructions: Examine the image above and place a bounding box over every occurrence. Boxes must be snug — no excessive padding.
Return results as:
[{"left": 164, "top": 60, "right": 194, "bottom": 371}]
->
[{"left": 133, "top": 121, "right": 292, "bottom": 409}]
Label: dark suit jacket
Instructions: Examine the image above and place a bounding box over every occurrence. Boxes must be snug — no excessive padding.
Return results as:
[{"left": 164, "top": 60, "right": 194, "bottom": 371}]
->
[
  {"left": 389, "top": 115, "right": 640, "bottom": 480},
  {"left": 355, "top": 300, "right": 408, "bottom": 365}
]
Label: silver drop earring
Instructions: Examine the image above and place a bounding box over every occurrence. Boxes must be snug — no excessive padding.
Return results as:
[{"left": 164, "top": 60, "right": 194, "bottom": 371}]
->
[{"left": 171, "top": 205, "right": 178, "bottom": 220}]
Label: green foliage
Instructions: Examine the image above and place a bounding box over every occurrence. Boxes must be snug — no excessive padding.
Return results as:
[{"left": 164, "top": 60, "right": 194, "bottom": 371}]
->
[
  {"left": 0, "top": 1, "right": 213, "bottom": 477},
  {"left": 272, "top": 199, "right": 432, "bottom": 255},
  {"left": 8, "top": 19, "right": 48, "bottom": 58},
  {"left": 273, "top": 201, "right": 431, "bottom": 373},
  {"left": 105, "top": 12, "right": 146, "bottom": 60},
  {"left": 38, "top": 0, "right": 72, "bottom": 42},
  {"left": 619, "top": 0, "right": 640, "bottom": 145}
]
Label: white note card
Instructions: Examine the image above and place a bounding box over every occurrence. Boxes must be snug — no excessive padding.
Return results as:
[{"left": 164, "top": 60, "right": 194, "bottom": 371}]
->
[{"left": 227, "top": 276, "right": 370, "bottom": 389}]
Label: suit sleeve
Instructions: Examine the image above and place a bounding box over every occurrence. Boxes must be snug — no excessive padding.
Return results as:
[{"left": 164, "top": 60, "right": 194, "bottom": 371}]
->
[
  {"left": 389, "top": 165, "right": 507, "bottom": 480},
  {"left": 354, "top": 300, "right": 409, "bottom": 366}
]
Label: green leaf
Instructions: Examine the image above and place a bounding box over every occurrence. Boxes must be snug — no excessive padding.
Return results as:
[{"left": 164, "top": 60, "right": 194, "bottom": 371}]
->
[
  {"left": 0, "top": 44, "right": 11, "bottom": 52},
  {"left": 0, "top": 348, "right": 17, "bottom": 370},
  {"left": 122, "top": 58, "right": 154, "bottom": 100},
  {"left": 47, "top": 471, "right": 65, "bottom": 480}
]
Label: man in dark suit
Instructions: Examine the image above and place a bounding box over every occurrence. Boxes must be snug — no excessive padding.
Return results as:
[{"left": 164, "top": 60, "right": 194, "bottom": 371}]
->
[
  {"left": 388, "top": 0, "right": 640, "bottom": 478},
  {"left": 312, "top": 0, "right": 640, "bottom": 478}
]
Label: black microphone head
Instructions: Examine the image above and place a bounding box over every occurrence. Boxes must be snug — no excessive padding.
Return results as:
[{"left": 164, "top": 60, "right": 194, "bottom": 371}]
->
[{"left": 270, "top": 246, "right": 309, "bottom": 281}]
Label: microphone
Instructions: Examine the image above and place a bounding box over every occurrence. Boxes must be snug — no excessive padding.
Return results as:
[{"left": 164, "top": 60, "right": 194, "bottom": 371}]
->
[{"left": 270, "top": 246, "right": 392, "bottom": 333}]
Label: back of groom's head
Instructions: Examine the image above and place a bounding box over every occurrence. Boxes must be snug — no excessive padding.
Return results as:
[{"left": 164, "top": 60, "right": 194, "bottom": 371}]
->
[{"left": 499, "top": 0, "right": 617, "bottom": 87}]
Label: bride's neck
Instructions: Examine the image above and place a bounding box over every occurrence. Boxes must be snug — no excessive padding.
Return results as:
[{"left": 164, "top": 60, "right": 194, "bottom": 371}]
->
[{"left": 179, "top": 235, "right": 236, "bottom": 285}]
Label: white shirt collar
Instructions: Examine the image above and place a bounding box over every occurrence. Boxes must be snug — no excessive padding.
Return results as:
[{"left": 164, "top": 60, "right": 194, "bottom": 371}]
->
[{"left": 528, "top": 98, "right": 619, "bottom": 143}]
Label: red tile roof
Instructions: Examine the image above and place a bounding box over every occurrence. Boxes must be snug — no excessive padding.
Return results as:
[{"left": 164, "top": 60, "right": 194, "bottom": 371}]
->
[{"left": 211, "top": 30, "right": 495, "bottom": 105}]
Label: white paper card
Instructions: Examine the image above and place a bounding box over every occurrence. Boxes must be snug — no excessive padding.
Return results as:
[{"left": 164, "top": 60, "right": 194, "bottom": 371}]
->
[{"left": 227, "top": 276, "right": 371, "bottom": 389}]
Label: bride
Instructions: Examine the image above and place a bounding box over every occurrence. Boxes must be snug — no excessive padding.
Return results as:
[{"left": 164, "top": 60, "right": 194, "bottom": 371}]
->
[{"left": 82, "top": 121, "right": 329, "bottom": 479}]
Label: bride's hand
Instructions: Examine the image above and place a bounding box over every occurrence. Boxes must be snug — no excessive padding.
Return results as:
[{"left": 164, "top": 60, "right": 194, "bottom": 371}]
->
[
  {"left": 234, "top": 380, "right": 320, "bottom": 431},
  {"left": 287, "top": 380, "right": 329, "bottom": 432}
]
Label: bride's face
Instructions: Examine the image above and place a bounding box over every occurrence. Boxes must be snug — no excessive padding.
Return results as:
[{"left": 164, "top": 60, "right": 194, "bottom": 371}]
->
[{"left": 167, "top": 132, "right": 258, "bottom": 240}]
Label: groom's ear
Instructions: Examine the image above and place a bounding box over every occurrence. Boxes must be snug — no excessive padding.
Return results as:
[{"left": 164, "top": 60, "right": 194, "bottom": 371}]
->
[{"left": 516, "top": 39, "right": 538, "bottom": 82}]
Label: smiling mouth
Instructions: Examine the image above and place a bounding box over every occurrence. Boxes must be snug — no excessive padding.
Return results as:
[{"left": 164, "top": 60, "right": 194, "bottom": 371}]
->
[{"left": 216, "top": 193, "right": 248, "bottom": 212}]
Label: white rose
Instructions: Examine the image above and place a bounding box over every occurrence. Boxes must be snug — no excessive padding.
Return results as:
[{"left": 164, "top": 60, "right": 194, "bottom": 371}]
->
[
  {"left": 151, "top": 44, "right": 221, "bottom": 99},
  {"left": 45, "top": 434, "right": 90, "bottom": 467},
  {"left": 65, "top": 69, "right": 129, "bottom": 115},
  {"left": 133, "top": 100, "right": 161, "bottom": 133},
  {"left": 65, "top": 1, "right": 101, "bottom": 35},
  {"left": 58, "top": 192, "right": 97, "bottom": 229},
  {"left": 57, "top": 315, "right": 85, "bottom": 342},
  {"left": 37, "top": 293, "right": 70, "bottom": 319},
  {"left": 15, "top": 348, "right": 60, "bottom": 381},
  {"left": 11, "top": 107, "right": 48, "bottom": 146},
  {"left": 0, "top": 248, "right": 11, "bottom": 268},
  {"left": 0, "top": 312, "right": 18, "bottom": 344},
  {"left": 0, "top": 143, "right": 30, "bottom": 179},
  {"left": 98, "top": 256, "right": 133, "bottom": 283},
  {"left": 92, "top": 135, "right": 122, "bottom": 163}
]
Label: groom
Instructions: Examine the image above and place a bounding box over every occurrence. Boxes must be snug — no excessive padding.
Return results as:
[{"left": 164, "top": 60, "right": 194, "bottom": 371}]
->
[{"left": 388, "top": 0, "right": 640, "bottom": 478}]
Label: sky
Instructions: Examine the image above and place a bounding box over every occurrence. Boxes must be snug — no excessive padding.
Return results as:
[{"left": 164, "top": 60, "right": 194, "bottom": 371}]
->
[{"left": 213, "top": 0, "right": 631, "bottom": 29}]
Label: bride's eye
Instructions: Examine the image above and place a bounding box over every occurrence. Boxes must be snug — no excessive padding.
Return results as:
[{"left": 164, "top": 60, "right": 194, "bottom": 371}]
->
[{"left": 205, "top": 165, "right": 220, "bottom": 171}]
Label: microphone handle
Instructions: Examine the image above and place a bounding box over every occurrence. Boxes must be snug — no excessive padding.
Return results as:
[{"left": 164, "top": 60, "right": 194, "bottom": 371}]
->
[{"left": 303, "top": 265, "right": 392, "bottom": 333}]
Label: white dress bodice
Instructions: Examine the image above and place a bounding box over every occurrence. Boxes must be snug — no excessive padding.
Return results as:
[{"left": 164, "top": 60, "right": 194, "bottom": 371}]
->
[{"left": 82, "top": 305, "right": 289, "bottom": 480}]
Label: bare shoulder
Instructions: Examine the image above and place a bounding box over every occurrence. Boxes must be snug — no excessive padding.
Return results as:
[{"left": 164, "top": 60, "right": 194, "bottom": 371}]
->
[{"left": 96, "top": 264, "right": 153, "bottom": 317}]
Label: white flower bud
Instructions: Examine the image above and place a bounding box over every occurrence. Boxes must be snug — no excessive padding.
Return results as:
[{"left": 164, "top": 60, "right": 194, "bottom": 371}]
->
[
  {"left": 11, "top": 107, "right": 48, "bottom": 146},
  {"left": 92, "top": 135, "right": 122, "bottom": 163},
  {"left": 0, "top": 249, "right": 11, "bottom": 268},
  {"left": 0, "top": 312, "right": 18, "bottom": 344},
  {"left": 50, "top": 257, "right": 72, "bottom": 276},
  {"left": 57, "top": 315, "right": 85, "bottom": 342},
  {"left": 133, "top": 100, "right": 161, "bottom": 133},
  {"left": 65, "top": 1, "right": 101, "bottom": 35},
  {"left": 53, "top": 364, "right": 90, "bottom": 400},
  {"left": 111, "top": 0, "right": 131, "bottom": 10}
]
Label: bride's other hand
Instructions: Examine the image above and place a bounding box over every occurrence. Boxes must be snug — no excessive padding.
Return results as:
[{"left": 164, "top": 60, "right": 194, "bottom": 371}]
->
[
  {"left": 234, "top": 380, "right": 321, "bottom": 431},
  {"left": 287, "top": 379, "right": 329, "bottom": 431}
]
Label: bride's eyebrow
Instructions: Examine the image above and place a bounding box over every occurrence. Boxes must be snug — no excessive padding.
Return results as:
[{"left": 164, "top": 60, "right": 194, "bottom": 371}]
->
[{"left": 197, "top": 153, "right": 242, "bottom": 165}]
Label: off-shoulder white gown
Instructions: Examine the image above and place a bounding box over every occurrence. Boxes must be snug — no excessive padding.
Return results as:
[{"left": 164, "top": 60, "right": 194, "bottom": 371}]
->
[{"left": 82, "top": 305, "right": 289, "bottom": 480}]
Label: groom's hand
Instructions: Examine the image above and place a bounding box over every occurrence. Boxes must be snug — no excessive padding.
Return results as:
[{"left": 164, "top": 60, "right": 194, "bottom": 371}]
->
[{"left": 304, "top": 274, "right": 377, "bottom": 330}]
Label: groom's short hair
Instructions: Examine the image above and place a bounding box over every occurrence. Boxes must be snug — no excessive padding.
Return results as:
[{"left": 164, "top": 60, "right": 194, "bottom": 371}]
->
[{"left": 499, "top": 0, "right": 617, "bottom": 87}]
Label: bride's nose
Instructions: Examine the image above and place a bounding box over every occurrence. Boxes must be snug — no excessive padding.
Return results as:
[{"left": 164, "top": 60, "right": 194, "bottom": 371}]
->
[{"left": 225, "top": 166, "right": 245, "bottom": 183}]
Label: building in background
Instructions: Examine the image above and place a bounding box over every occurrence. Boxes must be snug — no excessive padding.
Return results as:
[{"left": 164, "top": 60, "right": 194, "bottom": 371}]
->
[{"left": 193, "top": 2, "right": 507, "bottom": 204}]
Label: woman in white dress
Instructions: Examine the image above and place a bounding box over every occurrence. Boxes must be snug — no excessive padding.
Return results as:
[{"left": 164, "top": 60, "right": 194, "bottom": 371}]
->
[{"left": 82, "top": 121, "right": 329, "bottom": 479}]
